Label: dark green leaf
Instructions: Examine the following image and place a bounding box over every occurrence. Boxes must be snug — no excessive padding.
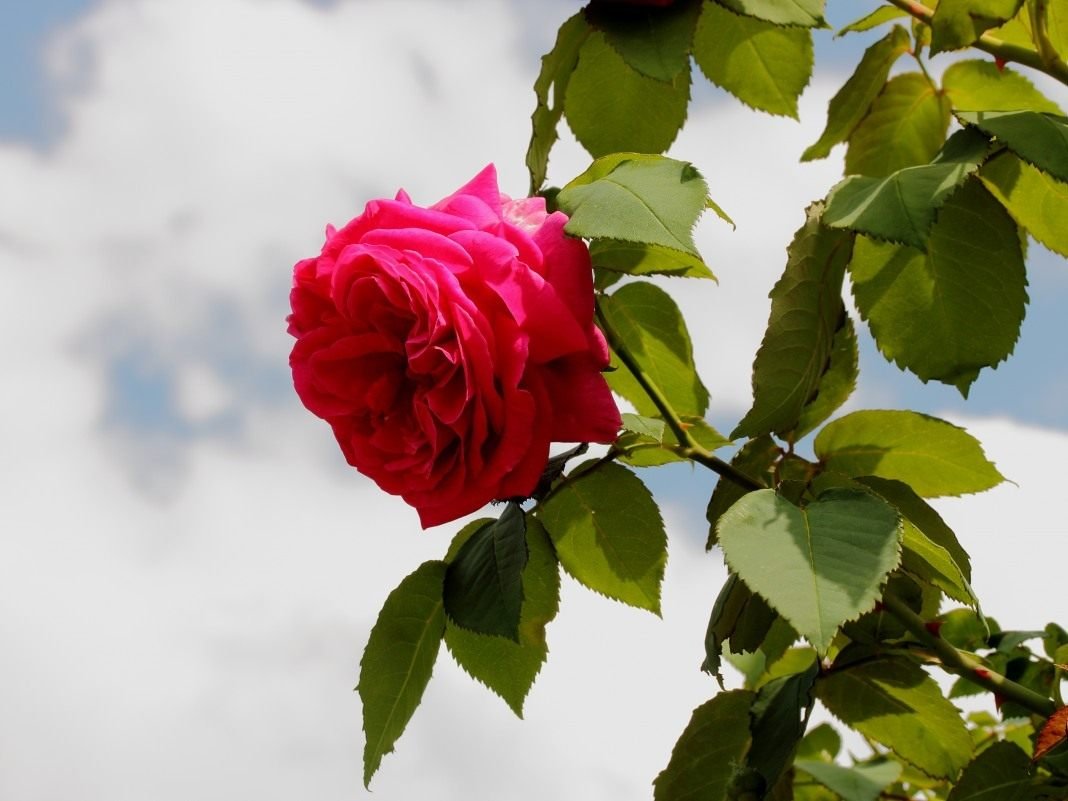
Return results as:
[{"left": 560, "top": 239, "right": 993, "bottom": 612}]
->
[
  {"left": 445, "top": 519, "right": 560, "bottom": 717},
  {"left": 847, "top": 179, "right": 1027, "bottom": 393},
  {"left": 837, "top": 6, "right": 907, "bottom": 35},
  {"left": 858, "top": 477, "right": 976, "bottom": 605},
  {"left": 795, "top": 760, "right": 903, "bottom": 801},
  {"left": 706, "top": 435, "right": 779, "bottom": 549},
  {"left": 816, "top": 410, "right": 1005, "bottom": 496},
  {"left": 653, "top": 690, "right": 755, "bottom": 801},
  {"left": 930, "top": 0, "right": 1024, "bottom": 54},
  {"left": 733, "top": 203, "right": 853, "bottom": 439},
  {"left": 443, "top": 503, "right": 527, "bottom": 640},
  {"left": 794, "top": 314, "right": 858, "bottom": 439},
  {"left": 713, "top": 0, "right": 826, "bottom": 27},
  {"left": 694, "top": 1, "right": 813, "bottom": 118},
  {"left": 958, "top": 110, "right": 1068, "bottom": 183},
  {"left": 586, "top": 0, "right": 701, "bottom": 82},
  {"left": 526, "top": 13, "right": 592, "bottom": 193},
  {"left": 802, "top": 25, "right": 911, "bottom": 161},
  {"left": 946, "top": 740, "right": 1032, "bottom": 800},
  {"left": 825, "top": 126, "right": 990, "bottom": 249},
  {"left": 558, "top": 154, "right": 711, "bottom": 256},
  {"left": 359, "top": 560, "right": 447, "bottom": 787},
  {"left": 702, "top": 573, "right": 779, "bottom": 683},
  {"left": 718, "top": 488, "right": 902, "bottom": 653},
  {"left": 747, "top": 659, "right": 820, "bottom": 791},
  {"left": 816, "top": 656, "right": 973, "bottom": 778},
  {"left": 537, "top": 461, "right": 667, "bottom": 613},
  {"left": 590, "top": 239, "right": 716, "bottom": 281},
  {"left": 845, "top": 72, "right": 952, "bottom": 177},
  {"left": 600, "top": 281, "right": 710, "bottom": 417},
  {"left": 943, "top": 60, "right": 1064, "bottom": 113},
  {"left": 980, "top": 150, "right": 1068, "bottom": 257},
  {"left": 565, "top": 32, "right": 689, "bottom": 158}
]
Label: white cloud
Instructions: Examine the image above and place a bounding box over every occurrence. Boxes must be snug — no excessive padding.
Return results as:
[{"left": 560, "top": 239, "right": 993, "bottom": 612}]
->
[{"left": 1, "top": 1, "right": 1065, "bottom": 800}]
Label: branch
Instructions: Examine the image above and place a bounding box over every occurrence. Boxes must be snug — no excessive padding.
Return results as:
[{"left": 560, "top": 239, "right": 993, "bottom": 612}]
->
[
  {"left": 1030, "top": 0, "right": 1068, "bottom": 81},
  {"left": 881, "top": 591, "right": 1057, "bottom": 717},
  {"left": 595, "top": 302, "right": 766, "bottom": 493},
  {"left": 884, "top": 0, "right": 1068, "bottom": 85}
]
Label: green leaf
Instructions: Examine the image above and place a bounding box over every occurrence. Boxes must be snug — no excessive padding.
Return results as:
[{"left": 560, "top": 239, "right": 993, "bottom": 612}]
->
[
  {"left": 847, "top": 179, "right": 1027, "bottom": 393},
  {"left": 940, "top": 608, "right": 992, "bottom": 651},
  {"left": 443, "top": 502, "right": 527, "bottom": 640},
  {"left": 946, "top": 740, "right": 1033, "bottom": 800},
  {"left": 600, "top": 282, "right": 710, "bottom": 417},
  {"left": 705, "top": 435, "right": 779, "bottom": 549},
  {"left": 586, "top": 0, "right": 701, "bottom": 82},
  {"left": 1043, "top": 622, "right": 1068, "bottom": 659},
  {"left": 728, "top": 623, "right": 803, "bottom": 689},
  {"left": 537, "top": 461, "right": 667, "bottom": 613},
  {"left": 858, "top": 476, "right": 976, "bottom": 605},
  {"left": 733, "top": 203, "right": 854, "bottom": 439},
  {"left": 958, "top": 110, "right": 1068, "bottom": 183},
  {"left": 444, "top": 519, "right": 560, "bottom": 717},
  {"left": 653, "top": 690, "right": 755, "bottom": 801},
  {"left": 980, "top": 150, "right": 1068, "bottom": 257},
  {"left": 816, "top": 410, "right": 1005, "bottom": 497},
  {"left": 618, "top": 416, "right": 730, "bottom": 468},
  {"left": 816, "top": 656, "right": 973, "bottom": 778},
  {"left": 747, "top": 659, "right": 820, "bottom": 791},
  {"left": 564, "top": 32, "right": 689, "bottom": 158},
  {"left": 943, "top": 60, "right": 1064, "bottom": 114},
  {"left": 825, "top": 126, "right": 990, "bottom": 249},
  {"left": 930, "top": 0, "right": 1024, "bottom": 54},
  {"left": 794, "top": 314, "right": 858, "bottom": 439},
  {"left": 558, "top": 154, "right": 711, "bottom": 257},
  {"left": 621, "top": 412, "right": 667, "bottom": 440},
  {"left": 693, "top": 1, "right": 813, "bottom": 119},
  {"left": 358, "top": 560, "right": 447, "bottom": 787},
  {"left": 712, "top": 0, "right": 826, "bottom": 27},
  {"left": 837, "top": 6, "right": 907, "bottom": 36},
  {"left": 795, "top": 760, "right": 903, "bottom": 801},
  {"left": 717, "top": 488, "right": 902, "bottom": 653},
  {"left": 796, "top": 722, "right": 842, "bottom": 760},
  {"left": 526, "top": 13, "right": 592, "bottom": 193},
  {"left": 590, "top": 239, "right": 716, "bottom": 281},
  {"left": 802, "top": 25, "right": 911, "bottom": 161},
  {"left": 845, "top": 72, "right": 952, "bottom": 178}
]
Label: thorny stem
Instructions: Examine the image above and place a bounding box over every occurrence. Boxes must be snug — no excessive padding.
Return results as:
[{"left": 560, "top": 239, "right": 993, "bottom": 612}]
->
[
  {"left": 885, "top": 0, "right": 1068, "bottom": 85},
  {"left": 594, "top": 301, "right": 766, "bottom": 493},
  {"left": 881, "top": 592, "right": 1057, "bottom": 718},
  {"left": 598, "top": 293, "right": 1058, "bottom": 719}
]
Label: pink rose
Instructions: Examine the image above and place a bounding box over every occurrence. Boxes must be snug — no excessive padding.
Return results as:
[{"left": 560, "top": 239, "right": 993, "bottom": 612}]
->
[{"left": 288, "top": 165, "right": 621, "bottom": 528}]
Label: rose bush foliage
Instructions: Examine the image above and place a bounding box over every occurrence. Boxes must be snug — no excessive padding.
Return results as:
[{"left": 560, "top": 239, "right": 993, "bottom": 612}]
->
[{"left": 287, "top": 165, "right": 620, "bottom": 527}]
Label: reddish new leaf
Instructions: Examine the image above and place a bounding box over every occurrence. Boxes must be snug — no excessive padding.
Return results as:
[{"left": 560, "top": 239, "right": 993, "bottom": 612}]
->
[{"left": 1034, "top": 705, "right": 1068, "bottom": 762}]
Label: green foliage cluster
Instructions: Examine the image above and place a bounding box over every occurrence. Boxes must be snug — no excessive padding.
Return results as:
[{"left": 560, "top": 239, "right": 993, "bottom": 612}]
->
[{"left": 355, "top": 1, "right": 1068, "bottom": 798}]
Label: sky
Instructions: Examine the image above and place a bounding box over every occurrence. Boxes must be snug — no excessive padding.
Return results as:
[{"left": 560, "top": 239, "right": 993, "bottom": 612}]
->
[{"left": 1, "top": 1, "right": 1067, "bottom": 800}]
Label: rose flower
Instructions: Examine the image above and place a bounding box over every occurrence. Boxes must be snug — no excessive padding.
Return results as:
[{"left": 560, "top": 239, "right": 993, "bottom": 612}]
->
[{"left": 287, "top": 166, "right": 621, "bottom": 528}]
